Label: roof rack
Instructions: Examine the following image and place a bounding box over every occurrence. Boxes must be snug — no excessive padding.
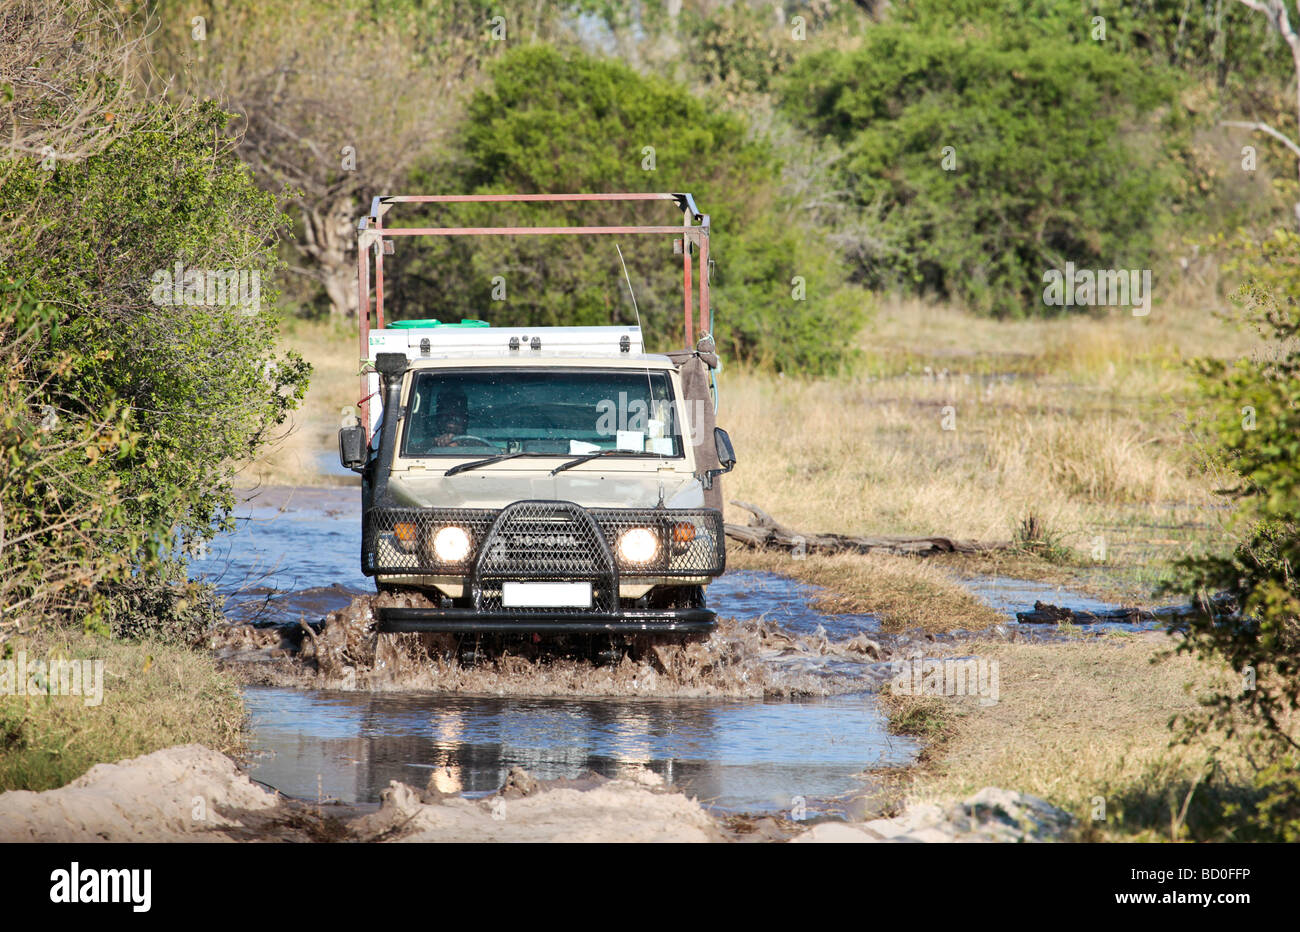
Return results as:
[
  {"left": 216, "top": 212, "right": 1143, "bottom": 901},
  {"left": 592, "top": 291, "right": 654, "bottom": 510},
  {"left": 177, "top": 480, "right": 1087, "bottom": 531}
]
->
[{"left": 355, "top": 192, "right": 712, "bottom": 433}]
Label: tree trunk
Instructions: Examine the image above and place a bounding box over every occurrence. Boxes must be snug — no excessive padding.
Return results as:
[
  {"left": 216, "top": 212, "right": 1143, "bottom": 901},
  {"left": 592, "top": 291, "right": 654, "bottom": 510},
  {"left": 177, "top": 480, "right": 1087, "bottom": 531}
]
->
[{"left": 299, "top": 199, "right": 358, "bottom": 318}]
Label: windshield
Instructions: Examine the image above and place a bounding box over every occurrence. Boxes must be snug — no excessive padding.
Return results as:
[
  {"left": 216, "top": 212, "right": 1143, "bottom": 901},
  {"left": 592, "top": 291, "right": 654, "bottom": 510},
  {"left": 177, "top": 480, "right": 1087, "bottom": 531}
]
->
[{"left": 401, "top": 368, "right": 684, "bottom": 458}]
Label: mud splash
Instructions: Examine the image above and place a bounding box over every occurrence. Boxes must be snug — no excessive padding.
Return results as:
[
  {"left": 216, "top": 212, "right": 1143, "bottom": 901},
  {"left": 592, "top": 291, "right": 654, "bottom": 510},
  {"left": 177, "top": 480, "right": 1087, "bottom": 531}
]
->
[
  {"left": 212, "top": 577, "right": 1082, "bottom": 700},
  {"left": 217, "top": 588, "right": 897, "bottom": 698}
]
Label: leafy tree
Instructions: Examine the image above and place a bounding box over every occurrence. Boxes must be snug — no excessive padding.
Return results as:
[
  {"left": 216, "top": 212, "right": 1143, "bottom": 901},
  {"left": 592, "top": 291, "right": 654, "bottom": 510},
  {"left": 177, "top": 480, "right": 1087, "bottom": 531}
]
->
[
  {"left": 399, "top": 44, "right": 864, "bottom": 371},
  {"left": 140, "top": 0, "right": 494, "bottom": 317},
  {"left": 898, "top": 0, "right": 1284, "bottom": 89},
  {"left": 679, "top": 1, "right": 799, "bottom": 95},
  {"left": 781, "top": 17, "right": 1190, "bottom": 315}
]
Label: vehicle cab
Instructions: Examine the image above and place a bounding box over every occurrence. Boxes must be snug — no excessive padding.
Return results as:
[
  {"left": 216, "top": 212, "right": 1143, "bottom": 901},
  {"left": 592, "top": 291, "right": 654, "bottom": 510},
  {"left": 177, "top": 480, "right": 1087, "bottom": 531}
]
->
[{"left": 340, "top": 323, "right": 735, "bottom": 635}]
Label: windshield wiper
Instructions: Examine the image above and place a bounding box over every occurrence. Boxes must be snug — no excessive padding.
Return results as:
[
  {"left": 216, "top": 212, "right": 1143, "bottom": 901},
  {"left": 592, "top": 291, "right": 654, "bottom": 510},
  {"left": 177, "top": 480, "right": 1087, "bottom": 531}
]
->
[
  {"left": 444, "top": 451, "right": 547, "bottom": 477},
  {"left": 549, "top": 449, "right": 657, "bottom": 476}
]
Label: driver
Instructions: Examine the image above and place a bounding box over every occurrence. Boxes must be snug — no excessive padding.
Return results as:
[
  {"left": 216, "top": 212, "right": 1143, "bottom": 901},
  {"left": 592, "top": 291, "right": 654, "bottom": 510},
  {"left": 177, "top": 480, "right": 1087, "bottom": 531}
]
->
[{"left": 431, "top": 387, "right": 470, "bottom": 447}]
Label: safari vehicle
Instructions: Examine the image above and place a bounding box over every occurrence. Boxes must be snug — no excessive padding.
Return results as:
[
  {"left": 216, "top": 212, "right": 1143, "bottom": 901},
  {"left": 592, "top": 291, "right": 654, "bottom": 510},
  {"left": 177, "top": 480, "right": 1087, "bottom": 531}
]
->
[{"left": 337, "top": 193, "right": 735, "bottom": 637}]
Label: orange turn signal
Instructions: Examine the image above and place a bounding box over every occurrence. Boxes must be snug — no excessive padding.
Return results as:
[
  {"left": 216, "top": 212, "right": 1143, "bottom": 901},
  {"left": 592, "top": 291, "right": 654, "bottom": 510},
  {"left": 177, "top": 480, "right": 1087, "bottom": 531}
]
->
[{"left": 393, "top": 521, "right": 418, "bottom": 551}]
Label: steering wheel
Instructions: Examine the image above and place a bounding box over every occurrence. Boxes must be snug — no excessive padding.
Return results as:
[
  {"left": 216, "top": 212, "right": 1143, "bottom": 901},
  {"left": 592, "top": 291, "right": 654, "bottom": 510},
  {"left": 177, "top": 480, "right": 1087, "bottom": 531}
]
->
[{"left": 449, "top": 434, "right": 498, "bottom": 449}]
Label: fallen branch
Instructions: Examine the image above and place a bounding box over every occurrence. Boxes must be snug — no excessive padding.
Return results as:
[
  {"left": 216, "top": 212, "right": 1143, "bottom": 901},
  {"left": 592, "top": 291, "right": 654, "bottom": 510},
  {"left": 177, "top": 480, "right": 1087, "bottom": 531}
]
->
[
  {"left": 1015, "top": 601, "right": 1157, "bottom": 626},
  {"left": 1016, "top": 594, "right": 1235, "bottom": 626},
  {"left": 724, "top": 501, "right": 1011, "bottom": 557},
  {"left": 1220, "top": 119, "right": 1300, "bottom": 160}
]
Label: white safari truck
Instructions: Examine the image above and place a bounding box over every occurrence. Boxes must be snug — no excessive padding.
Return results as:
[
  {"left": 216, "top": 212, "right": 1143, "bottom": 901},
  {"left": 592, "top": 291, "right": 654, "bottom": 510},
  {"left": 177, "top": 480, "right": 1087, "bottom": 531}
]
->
[{"left": 337, "top": 193, "right": 735, "bottom": 637}]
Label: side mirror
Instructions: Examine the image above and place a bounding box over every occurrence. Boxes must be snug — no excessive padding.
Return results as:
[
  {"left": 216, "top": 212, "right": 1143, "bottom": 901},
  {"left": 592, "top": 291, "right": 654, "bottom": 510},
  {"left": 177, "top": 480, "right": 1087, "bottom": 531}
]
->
[
  {"left": 714, "top": 427, "right": 736, "bottom": 473},
  {"left": 339, "top": 425, "right": 366, "bottom": 471}
]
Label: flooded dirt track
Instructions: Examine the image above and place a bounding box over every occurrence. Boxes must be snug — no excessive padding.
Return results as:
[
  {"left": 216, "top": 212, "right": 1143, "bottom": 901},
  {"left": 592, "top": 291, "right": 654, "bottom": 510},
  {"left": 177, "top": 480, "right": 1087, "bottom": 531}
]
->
[
  {"left": 193, "top": 486, "right": 368, "bottom": 625},
  {"left": 243, "top": 688, "right": 915, "bottom": 815},
  {"left": 193, "top": 487, "right": 1160, "bottom": 818},
  {"left": 193, "top": 488, "right": 912, "bottom": 815}
]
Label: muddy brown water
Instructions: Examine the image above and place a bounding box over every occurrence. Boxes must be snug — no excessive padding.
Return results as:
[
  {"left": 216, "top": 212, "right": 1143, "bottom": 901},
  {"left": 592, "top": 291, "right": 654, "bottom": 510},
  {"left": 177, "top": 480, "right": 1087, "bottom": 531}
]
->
[{"left": 193, "top": 486, "right": 1155, "bottom": 815}]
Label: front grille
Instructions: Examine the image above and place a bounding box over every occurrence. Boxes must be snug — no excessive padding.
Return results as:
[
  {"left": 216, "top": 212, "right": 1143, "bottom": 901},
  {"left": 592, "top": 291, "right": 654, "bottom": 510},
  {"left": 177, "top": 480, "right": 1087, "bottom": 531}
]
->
[
  {"left": 365, "top": 502, "right": 726, "bottom": 582},
  {"left": 478, "top": 503, "right": 609, "bottom": 577},
  {"left": 476, "top": 502, "right": 615, "bottom": 613}
]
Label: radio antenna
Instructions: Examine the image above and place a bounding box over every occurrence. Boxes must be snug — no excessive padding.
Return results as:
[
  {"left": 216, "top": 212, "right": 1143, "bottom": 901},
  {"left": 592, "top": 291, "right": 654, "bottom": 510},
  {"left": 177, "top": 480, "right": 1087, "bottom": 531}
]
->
[{"left": 615, "top": 244, "right": 666, "bottom": 469}]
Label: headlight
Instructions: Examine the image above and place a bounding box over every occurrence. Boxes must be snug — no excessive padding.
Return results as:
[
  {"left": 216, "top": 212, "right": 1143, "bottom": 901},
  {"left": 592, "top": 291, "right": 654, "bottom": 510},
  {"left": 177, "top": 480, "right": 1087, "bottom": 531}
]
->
[
  {"left": 617, "top": 527, "right": 658, "bottom": 564},
  {"left": 432, "top": 525, "right": 472, "bottom": 563}
]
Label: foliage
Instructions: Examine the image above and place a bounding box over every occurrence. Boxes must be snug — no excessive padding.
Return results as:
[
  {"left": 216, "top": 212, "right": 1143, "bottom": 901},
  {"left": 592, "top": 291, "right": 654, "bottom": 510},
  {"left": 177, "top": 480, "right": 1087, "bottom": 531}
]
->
[
  {"left": 1162, "top": 226, "right": 1300, "bottom": 837},
  {"left": 142, "top": 0, "right": 493, "bottom": 316},
  {"left": 101, "top": 562, "right": 224, "bottom": 647},
  {"left": 899, "top": 0, "right": 1290, "bottom": 92},
  {"left": 1, "top": 102, "right": 309, "bottom": 546},
  {"left": 1, "top": 23, "right": 308, "bottom": 635},
  {"left": 0, "top": 284, "right": 152, "bottom": 634},
  {"left": 0, "top": 0, "right": 148, "bottom": 174},
  {"left": 679, "top": 1, "right": 799, "bottom": 95},
  {"left": 400, "top": 44, "right": 865, "bottom": 372},
  {"left": 781, "top": 16, "right": 1190, "bottom": 315}
]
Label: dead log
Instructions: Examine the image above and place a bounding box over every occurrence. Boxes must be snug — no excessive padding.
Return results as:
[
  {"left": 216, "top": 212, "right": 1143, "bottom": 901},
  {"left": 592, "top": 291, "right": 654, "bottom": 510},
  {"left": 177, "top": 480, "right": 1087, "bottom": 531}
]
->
[
  {"left": 724, "top": 501, "right": 1011, "bottom": 557},
  {"left": 1014, "top": 601, "right": 1155, "bottom": 625},
  {"left": 1015, "top": 595, "right": 1234, "bottom": 625}
]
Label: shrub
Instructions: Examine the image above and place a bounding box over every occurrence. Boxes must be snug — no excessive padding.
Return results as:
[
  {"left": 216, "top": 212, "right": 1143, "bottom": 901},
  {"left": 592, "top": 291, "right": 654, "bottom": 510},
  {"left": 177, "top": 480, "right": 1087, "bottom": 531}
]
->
[
  {"left": 1, "top": 91, "right": 308, "bottom": 635},
  {"left": 402, "top": 44, "right": 865, "bottom": 373},
  {"left": 781, "top": 20, "right": 1188, "bottom": 315},
  {"left": 1163, "top": 227, "right": 1300, "bottom": 839}
]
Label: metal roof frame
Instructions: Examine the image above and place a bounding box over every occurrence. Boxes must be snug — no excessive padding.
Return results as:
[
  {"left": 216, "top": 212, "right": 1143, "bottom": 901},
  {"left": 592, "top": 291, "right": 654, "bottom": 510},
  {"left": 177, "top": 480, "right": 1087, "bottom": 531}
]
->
[{"left": 355, "top": 193, "right": 712, "bottom": 433}]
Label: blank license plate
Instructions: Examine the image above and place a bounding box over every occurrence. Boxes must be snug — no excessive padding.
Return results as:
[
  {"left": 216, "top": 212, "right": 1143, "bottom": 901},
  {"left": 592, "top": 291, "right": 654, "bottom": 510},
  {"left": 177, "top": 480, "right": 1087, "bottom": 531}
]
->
[{"left": 501, "top": 582, "right": 592, "bottom": 608}]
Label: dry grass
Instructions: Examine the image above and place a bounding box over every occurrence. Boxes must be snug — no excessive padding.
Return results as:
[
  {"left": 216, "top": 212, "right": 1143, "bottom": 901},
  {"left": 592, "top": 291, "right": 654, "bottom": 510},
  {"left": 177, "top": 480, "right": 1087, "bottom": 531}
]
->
[
  {"left": 888, "top": 632, "right": 1271, "bottom": 840},
  {"left": 859, "top": 294, "right": 1260, "bottom": 377},
  {"left": 240, "top": 316, "right": 361, "bottom": 487},
  {"left": 0, "top": 629, "right": 245, "bottom": 792},
  {"left": 728, "top": 546, "right": 1003, "bottom": 632},
  {"left": 720, "top": 297, "right": 1259, "bottom": 598}
]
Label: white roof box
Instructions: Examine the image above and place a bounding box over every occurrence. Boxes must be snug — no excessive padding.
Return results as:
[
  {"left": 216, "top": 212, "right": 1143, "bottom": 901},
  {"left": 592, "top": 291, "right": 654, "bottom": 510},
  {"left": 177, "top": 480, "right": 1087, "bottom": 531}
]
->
[
  {"left": 367, "top": 325, "right": 643, "bottom": 360},
  {"left": 363, "top": 325, "right": 644, "bottom": 434}
]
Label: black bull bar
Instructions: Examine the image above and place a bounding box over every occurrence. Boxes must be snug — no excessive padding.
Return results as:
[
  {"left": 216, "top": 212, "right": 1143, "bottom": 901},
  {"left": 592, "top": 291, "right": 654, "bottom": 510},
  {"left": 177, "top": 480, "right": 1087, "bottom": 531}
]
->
[{"left": 363, "top": 501, "right": 725, "bottom": 634}]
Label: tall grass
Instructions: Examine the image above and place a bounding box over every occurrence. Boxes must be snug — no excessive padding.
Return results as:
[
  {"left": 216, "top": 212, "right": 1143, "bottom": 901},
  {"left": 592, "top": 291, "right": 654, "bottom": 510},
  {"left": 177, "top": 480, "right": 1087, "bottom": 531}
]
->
[
  {"left": 253, "top": 300, "right": 1253, "bottom": 594},
  {"left": 0, "top": 630, "right": 244, "bottom": 792},
  {"left": 721, "top": 298, "right": 1253, "bottom": 549}
]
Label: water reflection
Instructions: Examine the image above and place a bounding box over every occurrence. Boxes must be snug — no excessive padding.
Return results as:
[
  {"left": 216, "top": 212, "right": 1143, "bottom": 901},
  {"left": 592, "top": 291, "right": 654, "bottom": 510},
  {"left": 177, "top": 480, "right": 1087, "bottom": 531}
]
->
[{"left": 244, "top": 687, "right": 916, "bottom": 813}]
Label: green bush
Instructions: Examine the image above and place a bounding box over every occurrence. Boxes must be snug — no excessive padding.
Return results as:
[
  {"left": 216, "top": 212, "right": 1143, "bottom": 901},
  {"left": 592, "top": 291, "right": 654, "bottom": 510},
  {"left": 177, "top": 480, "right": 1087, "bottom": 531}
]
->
[
  {"left": 0, "top": 99, "right": 309, "bottom": 635},
  {"left": 101, "top": 564, "right": 225, "bottom": 648},
  {"left": 781, "top": 19, "right": 1188, "bottom": 315},
  {"left": 2, "top": 103, "right": 309, "bottom": 543},
  {"left": 401, "top": 44, "right": 865, "bottom": 373},
  {"left": 0, "top": 285, "right": 150, "bottom": 633},
  {"left": 1163, "top": 227, "right": 1300, "bottom": 839}
]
